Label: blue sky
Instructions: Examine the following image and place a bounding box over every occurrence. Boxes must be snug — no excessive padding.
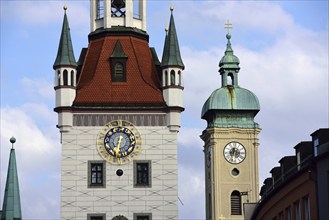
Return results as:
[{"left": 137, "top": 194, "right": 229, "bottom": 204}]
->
[{"left": 1, "top": 0, "right": 328, "bottom": 219}]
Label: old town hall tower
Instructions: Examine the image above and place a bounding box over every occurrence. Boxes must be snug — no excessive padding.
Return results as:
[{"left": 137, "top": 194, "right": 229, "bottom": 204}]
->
[
  {"left": 201, "top": 29, "right": 261, "bottom": 220},
  {"left": 53, "top": 1, "right": 184, "bottom": 219}
]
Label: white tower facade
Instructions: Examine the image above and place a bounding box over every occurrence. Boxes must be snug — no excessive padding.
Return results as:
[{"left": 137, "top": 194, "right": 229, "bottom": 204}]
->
[{"left": 54, "top": 2, "right": 184, "bottom": 220}]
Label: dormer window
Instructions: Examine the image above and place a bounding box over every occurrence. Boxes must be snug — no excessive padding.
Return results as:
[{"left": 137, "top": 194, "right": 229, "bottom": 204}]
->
[{"left": 110, "top": 41, "right": 128, "bottom": 82}]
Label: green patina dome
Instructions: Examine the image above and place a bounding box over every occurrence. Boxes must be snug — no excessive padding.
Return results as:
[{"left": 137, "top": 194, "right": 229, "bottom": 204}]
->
[{"left": 201, "top": 86, "right": 260, "bottom": 119}]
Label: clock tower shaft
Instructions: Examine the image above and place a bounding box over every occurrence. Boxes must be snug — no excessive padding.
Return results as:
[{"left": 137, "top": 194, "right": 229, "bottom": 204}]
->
[
  {"left": 53, "top": 2, "right": 184, "bottom": 220},
  {"left": 201, "top": 32, "right": 261, "bottom": 220}
]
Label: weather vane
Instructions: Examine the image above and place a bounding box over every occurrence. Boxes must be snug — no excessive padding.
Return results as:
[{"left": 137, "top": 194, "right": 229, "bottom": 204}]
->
[{"left": 225, "top": 19, "right": 233, "bottom": 34}]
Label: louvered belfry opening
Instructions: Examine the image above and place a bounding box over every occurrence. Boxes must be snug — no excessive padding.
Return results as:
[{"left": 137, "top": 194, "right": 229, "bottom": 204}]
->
[{"left": 231, "top": 190, "right": 242, "bottom": 215}]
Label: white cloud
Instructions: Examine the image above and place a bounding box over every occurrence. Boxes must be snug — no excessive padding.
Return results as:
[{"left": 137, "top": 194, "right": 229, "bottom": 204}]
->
[
  {"left": 178, "top": 127, "right": 204, "bottom": 149},
  {"left": 178, "top": 164, "right": 205, "bottom": 220},
  {"left": 21, "top": 77, "right": 54, "bottom": 101}
]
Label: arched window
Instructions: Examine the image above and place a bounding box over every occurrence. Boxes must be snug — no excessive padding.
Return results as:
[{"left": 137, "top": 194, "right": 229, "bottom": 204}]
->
[
  {"left": 170, "top": 70, "right": 175, "bottom": 85},
  {"left": 70, "top": 70, "right": 74, "bottom": 86},
  {"left": 111, "top": 0, "right": 126, "bottom": 17},
  {"left": 111, "top": 215, "right": 128, "bottom": 220},
  {"left": 227, "top": 73, "right": 233, "bottom": 86},
  {"left": 165, "top": 71, "right": 168, "bottom": 86},
  {"left": 178, "top": 70, "right": 182, "bottom": 86},
  {"left": 231, "top": 190, "right": 242, "bottom": 215},
  {"left": 63, "top": 69, "right": 68, "bottom": 86},
  {"left": 57, "top": 70, "right": 61, "bottom": 86}
]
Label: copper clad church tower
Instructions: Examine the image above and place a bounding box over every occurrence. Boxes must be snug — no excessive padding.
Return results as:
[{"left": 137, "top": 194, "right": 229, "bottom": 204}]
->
[
  {"left": 201, "top": 27, "right": 261, "bottom": 220},
  {"left": 53, "top": 1, "right": 184, "bottom": 219}
]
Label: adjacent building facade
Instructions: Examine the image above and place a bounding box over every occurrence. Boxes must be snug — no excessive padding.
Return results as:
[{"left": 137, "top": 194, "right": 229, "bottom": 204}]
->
[
  {"left": 251, "top": 128, "right": 329, "bottom": 220},
  {"left": 201, "top": 30, "right": 261, "bottom": 220},
  {"left": 53, "top": 1, "right": 184, "bottom": 219}
]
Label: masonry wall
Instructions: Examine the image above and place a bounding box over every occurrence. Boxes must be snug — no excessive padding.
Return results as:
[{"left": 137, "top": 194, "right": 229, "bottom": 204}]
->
[{"left": 60, "top": 123, "right": 178, "bottom": 220}]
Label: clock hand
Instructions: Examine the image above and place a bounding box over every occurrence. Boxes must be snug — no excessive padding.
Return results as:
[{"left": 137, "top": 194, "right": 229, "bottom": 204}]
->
[
  {"left": 233, "top": 148, "right": 237, "bottom": 158},
  {"left": 115, "top": 135, "right": 123, "bottom": 157}
]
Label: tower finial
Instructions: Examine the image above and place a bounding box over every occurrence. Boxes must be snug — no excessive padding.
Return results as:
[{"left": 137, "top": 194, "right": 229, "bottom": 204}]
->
[
  {"left": 63, "top": 5, "right": 68, "bottom": 12},
  {"left": 224, "top": 19, "right": 233, "bottom": 35},
  {"left": 10, "top": 136, "right": 16, "bottom": 149},
  {"left": 170, "top": 0, "right": 174, "bottom": 12}
]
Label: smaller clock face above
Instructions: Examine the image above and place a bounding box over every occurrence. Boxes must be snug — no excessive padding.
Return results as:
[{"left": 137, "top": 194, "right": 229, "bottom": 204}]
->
[{"left": 224, "top": 142, "right": 246, "bottom": 164}]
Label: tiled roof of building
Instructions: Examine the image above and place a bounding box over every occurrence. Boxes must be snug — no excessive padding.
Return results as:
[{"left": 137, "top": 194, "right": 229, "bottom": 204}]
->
[{"left": 74, "top": 34, "right": 165, "bottom": 107}]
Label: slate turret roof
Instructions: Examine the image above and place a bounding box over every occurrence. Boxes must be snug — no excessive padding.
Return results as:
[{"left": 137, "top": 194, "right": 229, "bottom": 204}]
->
[
  {"left": 161, "top": 7, "right": 184, "bottom": 69},
  {"left": 53, "top": 7, "right": 77, "bottom": 69}
]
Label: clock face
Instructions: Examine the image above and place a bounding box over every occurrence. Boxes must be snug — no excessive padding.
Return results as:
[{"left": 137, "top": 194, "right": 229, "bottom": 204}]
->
[
  {"left": 223, "top": 142, "right": 246, "bottom": 164},
  {"left": 97, "top": 120, "right": 142, "bottom": 164}
]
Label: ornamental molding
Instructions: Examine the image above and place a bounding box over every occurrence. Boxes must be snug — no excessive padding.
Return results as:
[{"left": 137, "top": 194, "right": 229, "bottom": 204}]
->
[{"left": 73, "top": 114, "right": 167, "bottom": 127}]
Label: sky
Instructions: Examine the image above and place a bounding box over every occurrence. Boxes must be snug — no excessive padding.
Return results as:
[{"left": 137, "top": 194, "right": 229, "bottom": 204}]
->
[{"left": 0, "top": 0, "right": 328, "bottom": 219}]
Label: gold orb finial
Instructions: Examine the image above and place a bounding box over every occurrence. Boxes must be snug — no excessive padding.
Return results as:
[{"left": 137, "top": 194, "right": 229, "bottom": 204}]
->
[
  {"left": 165, "top": 27, "right": 169, "bottom": 33},
  {"left": 170, "top": 5, "right": 174, "bottom": 11},
  {"left": 63, "top": 5, "right": 68, "bottom": 11}
]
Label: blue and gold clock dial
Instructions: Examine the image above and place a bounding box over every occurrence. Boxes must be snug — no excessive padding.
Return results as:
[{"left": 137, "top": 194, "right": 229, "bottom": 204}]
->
[
  {"left": 97, "top": 120, "right": 142, "bottom": 164},
  {"left": 104, "top": 126, "right": 135, "bottom": 158}
]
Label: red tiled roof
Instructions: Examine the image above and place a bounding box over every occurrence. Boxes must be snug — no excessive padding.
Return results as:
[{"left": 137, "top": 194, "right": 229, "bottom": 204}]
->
[{"left": 74, "top": 35, "right": 165, "bottom": 107}]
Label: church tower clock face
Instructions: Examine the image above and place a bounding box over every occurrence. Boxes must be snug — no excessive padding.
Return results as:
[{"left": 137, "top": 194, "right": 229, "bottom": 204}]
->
[
  {"left": 97, "top": 120, "right": 142, "bottom": 164},
  {"left": 224, "top": 142, "right": 246, "bottom": 164}
]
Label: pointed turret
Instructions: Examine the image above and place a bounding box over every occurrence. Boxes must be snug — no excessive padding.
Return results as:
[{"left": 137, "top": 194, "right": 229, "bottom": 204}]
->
[
  {"left": 161, "top": 7, "right": 184, "bottom": 69},
  {"left": 1, "top": 137, "right": 22, "bottom": 220},
  {"left": 53, "top": 6, "right": 77, "bottom": 131},
  {"left": 160, "top": 6, "right": 185, "bottom": 132},
  {"left": 53, "top": 6, "right": 77, "bottom": 69}
]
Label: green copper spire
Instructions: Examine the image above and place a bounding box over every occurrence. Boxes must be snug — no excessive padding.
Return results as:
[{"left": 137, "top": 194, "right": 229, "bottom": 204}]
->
[
  {"left": 1, "top": 137, "right": 22, "bottom": 220},
  {"left": 219, "top": 33, "right": 240, "bottom": 72},
  {"left": 161, "top": 7, "right": 184, "bottom": 69},
  {"left": 53, "top": 7, "right": 77, "bottom": 69},
  {"left": 201, "top": 27, "right": 260, "bottom": 128}
]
